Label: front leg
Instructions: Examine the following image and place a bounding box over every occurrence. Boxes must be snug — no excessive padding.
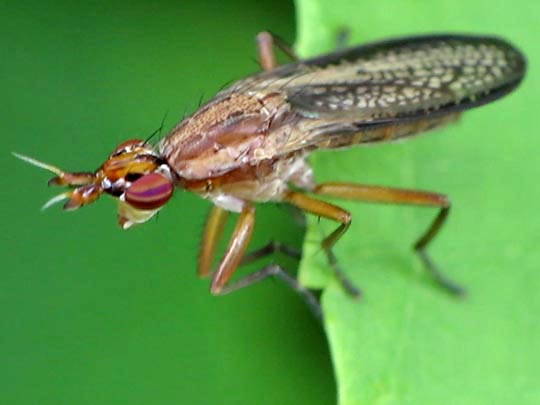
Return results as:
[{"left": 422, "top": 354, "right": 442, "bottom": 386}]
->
[
  {"left": 211, "top": 205, "right": 256, "bottom": 294},
  {"left": 198, "top": 205, "right": 229, "bottom": 278},
  {"left": 209, "top": 203, "right": 321, "bottom": 319}
]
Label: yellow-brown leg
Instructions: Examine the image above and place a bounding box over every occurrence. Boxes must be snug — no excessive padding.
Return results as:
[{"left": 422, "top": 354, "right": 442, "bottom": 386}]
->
[
  {"left": 283, "top": 191, "right": 361, "bottom": 297},
  {"left": 313, "top": 182, "right": 464, "bottom": 295},
  {"left": 257, "top": 31, "right": 298, "bottom": 71},
  {"left": 199, "top": 207, "right": 302, "bottom": 277},
  {"left": 209, "top": 204, "right": 321, "bottom": 318},
  {"left": 211, "top": 205, "right": 256, "bottom": 294},
  {"left": 198, "top": 205, "right": 229, "bottom": 278}
]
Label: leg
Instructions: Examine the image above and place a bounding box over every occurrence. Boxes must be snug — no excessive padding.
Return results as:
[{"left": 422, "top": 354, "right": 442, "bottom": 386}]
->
[
  {"left": 211, "top": 205, "right": 256, "bottom": 294},
  {"left": 198, "top": 205, "right": 229, "bottom": 278},
  {"left": 314, "top": 182, "right": 464, "bottom": 295},
  {"left": 210, "top": 204, "right": 321, "bottom": 317},
  {"left": 240, "top": 241, "right": 301, "bottom": 266},
  {"left": 283, "top": 191, "right": 361, "bottom": 297},
  {"left": 257, "top": 31, "right": 298, "bottom": 71},
  {"left": 335, "top": 27, "right": 350, "bottom": 50},
  {"left": 218, "top": 264, "right": 322, "bottom": 320}
]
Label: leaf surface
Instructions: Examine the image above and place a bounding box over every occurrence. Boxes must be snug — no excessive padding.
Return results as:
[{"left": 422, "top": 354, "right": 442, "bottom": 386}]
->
[{"left": 295, "top": 0, "right": 540, "bottom": 403}]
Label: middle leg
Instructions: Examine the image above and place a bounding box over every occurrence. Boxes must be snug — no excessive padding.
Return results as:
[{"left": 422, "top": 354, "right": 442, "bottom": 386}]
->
[{"left": 283, "top": 190, "right": 361, "bottom": 297}]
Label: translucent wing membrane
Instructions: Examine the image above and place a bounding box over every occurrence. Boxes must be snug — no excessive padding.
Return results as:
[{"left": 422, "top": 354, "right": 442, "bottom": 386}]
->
[
  {"left": 215, "top": 34, "right": 525, "bottom": 154},
  {"left": 284, "top": 34, "right": 526, "bottom": 122}
]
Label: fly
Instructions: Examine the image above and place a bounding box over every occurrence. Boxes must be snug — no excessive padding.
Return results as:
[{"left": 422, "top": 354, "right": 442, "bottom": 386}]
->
[{"left": 14, "top": 32, "right": 526, "bottom": 317}]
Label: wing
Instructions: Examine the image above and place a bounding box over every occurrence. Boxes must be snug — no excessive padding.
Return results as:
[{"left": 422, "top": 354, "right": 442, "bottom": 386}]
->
[
  {"left": 226, "top": 34, "right": 526, "bottom": 152},
  {"left": 290, "top": 34, "right": 525, "bottom": 116}
]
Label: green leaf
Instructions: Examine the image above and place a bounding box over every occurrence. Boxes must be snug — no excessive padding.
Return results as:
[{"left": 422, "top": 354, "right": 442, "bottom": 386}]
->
[{"left": 295, "top": 0, "right": 540, "bottom": 404}]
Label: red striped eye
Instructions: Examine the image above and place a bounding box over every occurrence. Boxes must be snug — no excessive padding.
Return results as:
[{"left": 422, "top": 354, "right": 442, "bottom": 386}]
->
[{"left": 125, "top": 173, "right": 174, "bottom": 210}]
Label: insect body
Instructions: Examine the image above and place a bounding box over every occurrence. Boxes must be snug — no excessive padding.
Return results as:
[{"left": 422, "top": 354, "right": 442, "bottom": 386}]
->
[{"left": 15, "top": 32, "right": 526, "bottom": 316}]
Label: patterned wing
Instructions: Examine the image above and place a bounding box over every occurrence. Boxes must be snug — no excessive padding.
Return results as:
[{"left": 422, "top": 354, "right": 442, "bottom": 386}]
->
[
  {"left": 214, "top": 34, "right": 525, "bottom": 157},
  {"left": 283, "top": 34, "right": 526, "bottom": 123}
]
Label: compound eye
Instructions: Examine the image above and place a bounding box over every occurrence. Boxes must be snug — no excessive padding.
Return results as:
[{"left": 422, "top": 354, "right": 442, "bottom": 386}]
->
[{"left": 125, "top": 173, "right": 174, "bottom": 210}]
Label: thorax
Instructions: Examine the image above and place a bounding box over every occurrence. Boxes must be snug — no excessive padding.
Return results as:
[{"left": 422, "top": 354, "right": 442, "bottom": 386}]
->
[{"left": 158, "top": 90, "right": 311, "bottom": 210}]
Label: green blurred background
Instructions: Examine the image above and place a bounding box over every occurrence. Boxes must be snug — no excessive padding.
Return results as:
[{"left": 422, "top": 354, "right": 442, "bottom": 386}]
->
[
  {"left": 1, "top": 1, "right": 334, "bottom": 404},
  {"left": 2, "top": 0, "right": 539, "bottom": 404}
]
